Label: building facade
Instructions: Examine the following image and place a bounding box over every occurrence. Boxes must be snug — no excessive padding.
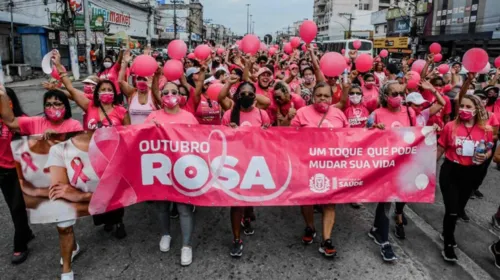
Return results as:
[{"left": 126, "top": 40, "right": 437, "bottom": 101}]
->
[{"left": 156, "top": 0, "right": 203, "bottom": 48}]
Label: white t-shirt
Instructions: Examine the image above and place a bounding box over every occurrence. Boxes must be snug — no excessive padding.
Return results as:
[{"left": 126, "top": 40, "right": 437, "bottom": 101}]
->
[
  {"left": 46, "top": 139, "right": 99, "bottom": 193},
  {"left": 11, "top": 137, "right": 51, "bottom": 188},
  {"left": 416, "top": 108, "right": 431, "bottom": 127}
]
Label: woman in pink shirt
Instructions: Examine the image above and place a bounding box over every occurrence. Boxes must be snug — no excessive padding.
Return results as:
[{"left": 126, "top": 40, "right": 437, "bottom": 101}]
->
[
  {"left": 298, "top": 67, "right": 316, "bottom": 105},
  {"left": 291, "top": 82, "right": 349, "bottom": 258},
  {"left": 97, "top": 53, "right": 124, "bottom": 103},
  {"left": 0, "top": 87, "right": 34, "bottom": 264},
  {"left": 144, "top": 82, "right": 198, "bottom": 267},
  {"left": 270, "top": 81, "right": 305, "bottom": 126},
  {"left": 222, "top": 82, "right": 271, "bottom": 258},
  {"left": 284, "top": 63, "right": 302, "bottom": 93},
  {"left": 340, "top": 84, "right": 370, "bottom": 128},
  {"left": 368, "top": 80, "right": 416, "bottom": 263},
  {"left": 360, "top": 73, "right": 379, "bottom": 113}
]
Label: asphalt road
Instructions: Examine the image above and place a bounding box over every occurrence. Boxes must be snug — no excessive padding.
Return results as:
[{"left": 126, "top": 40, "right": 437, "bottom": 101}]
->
[{"left": 1, "top": 84, "right": 500, "bottom": 280}]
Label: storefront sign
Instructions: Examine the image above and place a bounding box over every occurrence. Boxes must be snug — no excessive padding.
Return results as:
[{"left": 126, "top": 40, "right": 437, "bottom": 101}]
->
[
  {"left": 90, "top": 3, "right": 131, "bottom": 26},
  {"left": 388, "top": 48, "right": 413, "bottom": 54},
  {"left": 394, "top": 19, "right": 411, "bottom": 33},
  {"left": 374, "top": 37, "right": 409, "bottom": 49},
  {"left": 387, "top": 8, "right": 408, "bottom": 20}
]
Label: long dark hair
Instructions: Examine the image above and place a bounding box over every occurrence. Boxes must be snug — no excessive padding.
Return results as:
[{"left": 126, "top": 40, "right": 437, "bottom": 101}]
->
[
  {"left": 43, "top": 90, "right": 72, "bottom": 119},
  {"left": 5, "top": 87, "right": 26, "bottom": 117},
  {"left": 93, "top": 80, "right": 120, "bottom": 107},
  {"left": 98, "top": 55, "right": 114, "bottom": 73},
  {"left": 230, "top": 82, "right": 256, "bottom": 126}
]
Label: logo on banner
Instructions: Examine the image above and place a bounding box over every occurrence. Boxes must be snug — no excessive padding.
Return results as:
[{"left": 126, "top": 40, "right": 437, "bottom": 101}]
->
[{"left": 309, "top": 173, "right": 331, "bottom": 193}]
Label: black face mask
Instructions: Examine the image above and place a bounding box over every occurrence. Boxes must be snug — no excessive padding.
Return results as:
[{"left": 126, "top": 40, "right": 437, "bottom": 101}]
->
[{"left": 240, "top": 95, "right": 255, "bottom": 109}]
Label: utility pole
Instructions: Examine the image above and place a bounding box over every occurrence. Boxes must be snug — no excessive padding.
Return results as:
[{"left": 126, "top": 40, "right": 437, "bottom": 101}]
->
[
  {"left": 66, "top": 0, "right": 80, "bottom": 80},
  {"left": 146, "top": 6, "right": 152, "bottom": 46},
  {"left": 246, "top": 4, "right": 250, "bottom": 35},
  {"left": 187, "top": 7, "right": 193, "bottom": 49},
  {"left": 249, "top": 15, "right": 252, "bottom": 33},
  {"left": 9, "top": 0, "right": 14, "bottom": 63},
  {"left": 83, "top": 0, "right": 93, "bottom": 74},
  {"left": 252, "top": 21, "right": 255, "bottom": 34},
  {"left": 339, "top": 13, "right": 353, "bottom": 39},
  {"left": 173, "top": 0, "right": 177, "bottom": 39}
]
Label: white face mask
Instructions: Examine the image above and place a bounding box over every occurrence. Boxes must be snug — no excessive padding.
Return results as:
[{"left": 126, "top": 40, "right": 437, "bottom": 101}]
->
[
  {"left": 466, "top": 90, "right": 474, "bottom": 95},
  {"left": 103, "top": 62, "right": 112, "bottom": 69},
  {"left": 349, "top": 94, "right": 362, "bottom": 105}
]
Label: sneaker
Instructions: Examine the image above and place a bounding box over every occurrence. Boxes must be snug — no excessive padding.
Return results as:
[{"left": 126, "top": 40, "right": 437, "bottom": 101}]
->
[
  {"left": 394, "top": 224, "right": 406, "bottom": 240},
  {"left": 170, "top": 205, "right": 179, "bottom": 219},
  {"left": 230, "top": 239, "right": 243, "bottom": 257},
  {"left": 380, "top": 243, "right": 397, "bottom": 262},
  {"left": 488, "top": 243, "right": 500, "bottom": 269},
  {"left": 368, "top": 228, "right": 383, "bottom": 246},
  {"left": 302, "top": 227, "right": 316, "bottom": 244},
  {"left": 103, "top": 223, "right": 114, "bottom": 232},
  {"left": 492, "top": 215, "right": 500, "bottom": 230},
  {"left": 241, "top": 218, "right": 254, "bottom": 236},
  {"left": 319, "top": 239, "right": 337, "bottom": 257},
  {"left": 459, "top": 212, "right": 471, "bottom": 223},
  {"left": 351, "top": 203, "right": 363, "bottom": 209},
  {"left": 159, "top": 235, "right": 172, "bottom": 252},
  {"left": 11, "top": 250, "right": 29, "bottom": 265},
  {"left": 60, "top": 243, "right": 81, "bottom": 265},
  {"left": 181, "top": 246, "right": 192, "bottom": 266},
  {"left": 474, "top": 190, "right": 484, "bottom": 199},
  {"left": 115, "top": 223, "right": 127, "bottom": 239},
  {"left": 439, "top": 233, "right": 457, "bottom": 248},
  {"left": 442, "top": 244, "right": 458, "bottom": 262},
  {"left": 61, "top": 271, "right": 74, "bottom": 280}
]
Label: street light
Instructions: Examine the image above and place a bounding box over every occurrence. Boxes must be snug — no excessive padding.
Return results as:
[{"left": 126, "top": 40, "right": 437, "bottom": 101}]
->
[{"left": 250, "top": 15, "right": 253, "bottom": 33}]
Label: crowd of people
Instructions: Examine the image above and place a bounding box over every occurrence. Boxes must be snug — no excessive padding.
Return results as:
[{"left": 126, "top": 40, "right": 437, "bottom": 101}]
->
[{"left": 1, "top": 40, "right": 500, "bottom": 280}]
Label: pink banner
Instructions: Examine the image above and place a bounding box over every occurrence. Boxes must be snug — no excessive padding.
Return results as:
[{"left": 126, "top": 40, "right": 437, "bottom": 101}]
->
[{"left": 88, "top": 124, "right": 437, "bottom": 215}]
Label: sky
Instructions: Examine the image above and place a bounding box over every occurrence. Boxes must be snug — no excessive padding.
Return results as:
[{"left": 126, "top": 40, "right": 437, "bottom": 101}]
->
[{"left": 201, "top": 0, "right": 313, "bottom": 38}]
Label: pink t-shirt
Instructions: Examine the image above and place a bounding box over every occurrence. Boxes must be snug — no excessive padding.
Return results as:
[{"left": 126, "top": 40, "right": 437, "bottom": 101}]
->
[
  {"left": 268, "top": 93, "right": 306, "bottom": 125},
  {"left": 195, "top": 94, "right": 221, "bottom": 125},
  {"left": 222, "top": 107, "right": 270, "bottom": 127},
  {"left": 98, "top": 63, "right": 122, "bottom": 94},
  {"left": 361, "top": 86, "right": 379, "bottom": 112},
  {"left": 0, "top": 120, "right": 14, "bottom": 168},
  {"left": 426, "top": 94, "right": 451, "bottom": 132},
  {"left": 18, "top": 116, "right": 83, "bottom": 135},
  {"left": 229, "top": 83, "right": 241, "bottom": 98},
  {"left": 438, "top": 121, "right": 493, "bottom": 166},
  {"left": 288, "top": 78, "right": 302, "bottom": 93},
  {"left": 487, "top": 112, "right": 499, "bottom": 128},
  {"left": 344, "top": 104, "right": 370, "bottom": 128},
  {"left": 145, "top": 109, "right": 198, "bottom": 125},
  {"left": 372, "top": 106, "right": 416, "bottom": 128},
  {"left": 486, "top": 100, "right": 500, "bottom": 125},
  {"left": 183, "top": 87, "right": 197, "bottom": 114},
  {"left": 291, "top": 105, "right": 349, "bottom": 128},
  {"left": 254, "top": 82, "right": 272, "bottom": 99},
  {"left": 85, "top": 101, "right": 127, "bottom": 130}
]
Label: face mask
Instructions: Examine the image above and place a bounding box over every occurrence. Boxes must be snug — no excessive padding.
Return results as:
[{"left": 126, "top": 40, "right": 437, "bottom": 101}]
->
[
  {"left": 83, "top": 85, "right": 94, "bottom": 94},
  {"left": 240, "top": 95, "right": 255, "bottom": 109},
  {"left": 388, "top": 96, "right": 402, "bottom": 108},
  {"left": 304, "top": 76, "right": 314, "bottom": 84},
  {"left": 162, "top": 95, "right": 179, "bottom": 109},
  {"left": 45, "top": 107, "right": 66, "bottom": 122},
  {"left": 136, "top": 81, "right": 149, "bottom": 91},
  {"left": 99, "top": 92, "right": 114, "bottom": 104},
  {"left": 349, "top": 95, "right": 362, "bottom": 105},
  {"left": 103, "top": 62, "right": 112, "bottom": 69},
  {"left": 459, "top": 108, "right": 475, "bottom": 121},
  {"left": 466, "top": 90, "right": 475, "bottom": 95},
  {"left": 313, "top": 102, "right": 329, "bottom": 113},
  {"left": 365, "top": 82, "right": 375, "bottom": 89},
  {"left": 179, "top": 95, "right": 187, "bottom": 106}
]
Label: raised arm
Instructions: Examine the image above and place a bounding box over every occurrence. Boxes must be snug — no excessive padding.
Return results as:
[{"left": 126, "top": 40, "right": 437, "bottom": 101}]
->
[
  {"left": 218, "top": 80, "right": 235, "bottom": 111},
  {"left": 455, "top": 72, "right": 474, "bottom": 114},
  {"left": 53, "top": 51, "right": 90, "bottom": 111},
  {"left": 420, "top": 53, "right": 434, "bottom": 80},
  {"left": 420, "top": 80, "right": 445, "bottom": 116},
  {"left": 151, "top": 67, "right": 162, "bottom": 109},
  {"left": 490, "top": 68, "right": 500, "bottom": 86},
  {"left": 118, "top": 50, "right": 135, "bottom": 98},
  {"left": 0, "top": 85, "right": 19, "bottom": 130},
  {"left": 309, "top": 45, "right": 325, "bottom": 83},
  {"left": 334, "top": 81, "right": 350, "bottom": 110},
  {"left": 243, "top": 56, "right": 256, "bottom": 82}
]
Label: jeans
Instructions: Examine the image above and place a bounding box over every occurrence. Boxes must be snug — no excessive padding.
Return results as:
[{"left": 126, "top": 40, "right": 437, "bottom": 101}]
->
[
  {"left": 0, "top": 167, "right": 32, "bottom": 252},
  {"left": 440, "top": 159, "right": 481, "bottom": 246},
  {"left": 92, "top": 208, "right": 124, "bottom": 226},
  {"left": 157, "top": 202, "right": 194, "bottom": 246},
  {"left": 373, "top": 202, "right": 406, "bottom": 243}
]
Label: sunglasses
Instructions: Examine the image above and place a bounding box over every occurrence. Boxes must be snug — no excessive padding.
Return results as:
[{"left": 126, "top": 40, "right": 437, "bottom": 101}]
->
[
  {"left": 389, "top": 92, "right": 405, "bottom": 97},
  {"left": 162, "top": 90, "right": 178, "bottom": 96},
  {"left": 44, "top": 102, "right": 64, "bottom": 108},
  {"left": 349, "top": 92, "right": 362, "bottom": 96}
]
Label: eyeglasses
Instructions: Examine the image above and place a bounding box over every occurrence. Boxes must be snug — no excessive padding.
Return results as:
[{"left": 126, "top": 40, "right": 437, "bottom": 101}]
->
[
  {"left": 162, "top": 90, "right": 178, "bottom": 96},
  {"left": 44, "top": 102, "right": 64, "bottom": 108},
  {"left": 389, "top": 92, "right": 405, "bottom": 97},
  {"left": 348, "top": 92, "right": 362, "bottom": 96}
]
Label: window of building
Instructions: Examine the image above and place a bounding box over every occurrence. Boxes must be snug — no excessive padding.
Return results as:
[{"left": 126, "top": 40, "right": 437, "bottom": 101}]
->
[
  {"left": 364, "top": 4, "right": 370, "bottom": 10},
  {"left": 384, "top": 24, "right": 387, "bottom": 33}
]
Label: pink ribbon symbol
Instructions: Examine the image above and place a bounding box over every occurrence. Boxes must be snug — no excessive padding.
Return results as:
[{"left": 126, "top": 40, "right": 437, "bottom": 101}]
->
[
  {"left": 70, "top": 157, "right": 90, "bottom": 186},
  {"left": 21, "top": 152, "right": 38, "bottom": 172}
]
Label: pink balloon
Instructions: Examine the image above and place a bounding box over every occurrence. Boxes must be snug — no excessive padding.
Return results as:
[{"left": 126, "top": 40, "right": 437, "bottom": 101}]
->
[
  {"left": 187, "top": 53, "right": 195, "bottom": 59},
  {"left": 429, "top": 43, "right": 442, "bottom": 54},
  {"left": 345, "top": 57, "right": 351, "bottom": 64},
  {"left": 299, "top": 20, "right": 318, "bottom": 44},
  {"left": 341, "top": 49, "right": 345, "bottom": 55},
  {"left": 194, "top": 44, "right": 211, "bottom": 61},
  {"left": 353, "top": 40, "right": 361, "bottom": 50},
  {"left": 437, "top": 64, "right": 450, "bottom": 75},
  {"left": 408, "top": 71, "right": 421, "bottom": 82},
  {"left": 163, "top": 59, "right": 184, "bottom": 81},
  {"left": 411, "top": 59, "right": 426, "bottom": 73},
  {"left": 131, "top": 55, "right": 158, "bottom": 77},
  {"left": 355, "top": 54, "right": 374, "bottom": 73},
  {"left": 51, "top": 65, "right": 66, "bottom": 80},
  {"left": 241, "top": 34, "right": 260, "bottom": 55},
  {"left": 495, "top": 56, "right": 500, "bottom": 68},
  {"left": 284, "top": 43, "right": 293, "bottom": 55},
  {"left": 320, "top": 52, "right": 347, "bottom": 77},
  {"left": 406, "top": 79, "right": 418, "bottom": 90},
  {"left": 206, "top": 82, "right": 224, "bottom": 101},
  {"left": 260, "top": 42, "right": 268, "bottom": 52},
  {"left": 290, "top": 37, "right": 301, "bottom": 49},
  {"left": 301, "top": 44, "right": 307, "bottom": 52},
  {"left": 269, "top": 47, "right": 277, "bottom": 56},
  {"left": 217, "top": 48, "right": 225, "bottom": 55},
  {"left": 379, "top": 49, "right": 388, "bottom": 58},
  {"left": 167, "top": 40, "right": 187, "bottom": 60},
  {"left": 434, "top": 53, "right": 443, "bottom": 63},
  {"left": 462, "top": 48, "right": 489, "bottom": 73}
]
